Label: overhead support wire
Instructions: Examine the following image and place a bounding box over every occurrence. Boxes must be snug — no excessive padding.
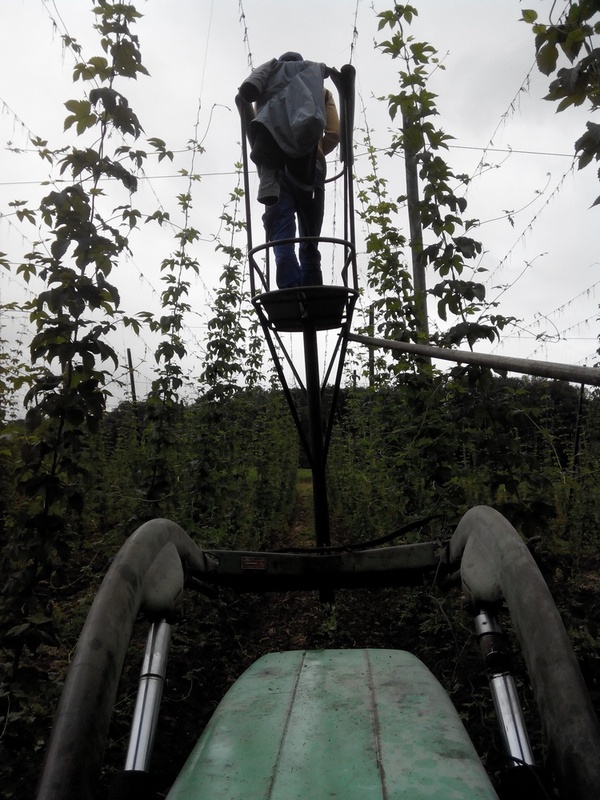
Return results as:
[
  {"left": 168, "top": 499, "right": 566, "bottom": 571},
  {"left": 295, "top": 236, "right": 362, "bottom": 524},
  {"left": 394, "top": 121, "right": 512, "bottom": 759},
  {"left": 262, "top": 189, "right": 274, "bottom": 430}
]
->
[
  {"left": 467, "top": 65, "right": 535, "bottom": 187},
  {"left": 541, "top": 278, "right": 600, "bottom": 321},
  {"left": 349, "top": 0, "right": 360, "bottom": 64},
  {"left": 238, "top": 0, "right": 254, "bottom": 70},
  {"left": 0, "top": 99, "right": 40, "bottom": 142},
  {"left": 485, "top": 160, "right": 577, "bottom": 291},
  {"left": 527, "top": 312, "right": 600, "bottom": 361}
]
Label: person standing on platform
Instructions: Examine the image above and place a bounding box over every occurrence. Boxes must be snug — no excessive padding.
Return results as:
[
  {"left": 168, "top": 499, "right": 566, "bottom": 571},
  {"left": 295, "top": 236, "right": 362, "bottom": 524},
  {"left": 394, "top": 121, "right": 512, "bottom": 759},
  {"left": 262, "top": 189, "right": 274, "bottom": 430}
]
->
[{"left": 238, "top": 52, "right": 340, "bottom": 288}]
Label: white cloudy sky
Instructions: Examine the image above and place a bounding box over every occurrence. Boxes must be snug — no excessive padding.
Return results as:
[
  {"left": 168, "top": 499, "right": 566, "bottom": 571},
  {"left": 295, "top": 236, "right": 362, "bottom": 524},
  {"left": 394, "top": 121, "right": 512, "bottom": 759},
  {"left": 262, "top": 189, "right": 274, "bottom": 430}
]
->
[{"left": 1, "top": 0, "right": 599, "bottom": 400}]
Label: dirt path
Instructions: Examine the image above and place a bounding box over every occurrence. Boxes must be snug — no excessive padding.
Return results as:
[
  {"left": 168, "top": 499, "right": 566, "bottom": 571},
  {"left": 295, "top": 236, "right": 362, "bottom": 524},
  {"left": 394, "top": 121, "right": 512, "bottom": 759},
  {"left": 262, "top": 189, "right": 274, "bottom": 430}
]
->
[{"left": 287, "top": 469, "right": 315, "bottom": 547}]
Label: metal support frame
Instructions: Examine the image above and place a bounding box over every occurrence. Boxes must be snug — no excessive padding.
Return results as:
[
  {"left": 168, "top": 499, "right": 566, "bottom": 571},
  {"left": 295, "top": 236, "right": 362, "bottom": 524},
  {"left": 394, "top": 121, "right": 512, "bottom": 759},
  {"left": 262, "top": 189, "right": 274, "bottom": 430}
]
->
[
  {"left": 36, "top": 520, "right": 209, "bottom": 800},
  {"left": 237, "top": 64, "right": 359, "bottom": 552},
  {"left": 37, "top": 508, "right": 600, "bottom": 800},
  {"left": 450, "top": 505, "right": 600, "bottom": 800},
  {"left": 199, "top": 541, "right": 441, "bottom": 592},
  {"left": 125, "top": 619, "right": 172, "bottom": 773},
  {"left": 474, "top": 609, "right": 534, "bottom": 768},
  {"left": 303, "top": 320, "right": 330, "bottom": 546}
]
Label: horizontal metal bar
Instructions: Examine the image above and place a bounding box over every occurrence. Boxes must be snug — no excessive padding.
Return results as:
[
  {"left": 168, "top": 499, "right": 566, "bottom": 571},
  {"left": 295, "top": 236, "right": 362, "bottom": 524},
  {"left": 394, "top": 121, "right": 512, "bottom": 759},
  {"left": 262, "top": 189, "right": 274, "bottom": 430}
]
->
[
  {"left": 201, "top": 542, "right": 441, "bottom": 591},
  {"left": 250, "top": 235, "right": 355, "bottom": 255},
  {"left": 249, "top": 237, "right": 356, "bottom": 295},
  {"left": 348, "top": 333, "right": 600, "bottom": 386}
]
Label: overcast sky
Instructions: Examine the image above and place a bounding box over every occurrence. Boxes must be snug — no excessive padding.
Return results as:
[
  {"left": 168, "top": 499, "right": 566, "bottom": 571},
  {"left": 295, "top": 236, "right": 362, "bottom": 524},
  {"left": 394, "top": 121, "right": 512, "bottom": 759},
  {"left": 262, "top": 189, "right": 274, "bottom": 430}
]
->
[{"left": 1, "top": 0, "right": 599, "bottom": 400}]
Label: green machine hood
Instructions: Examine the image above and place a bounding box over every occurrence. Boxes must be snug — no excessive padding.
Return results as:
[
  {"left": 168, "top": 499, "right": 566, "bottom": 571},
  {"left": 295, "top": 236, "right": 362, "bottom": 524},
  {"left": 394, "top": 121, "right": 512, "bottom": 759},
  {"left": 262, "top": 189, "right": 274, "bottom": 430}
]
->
[{"left": 167, "top": 648, "right": 498, "bottom": 799}]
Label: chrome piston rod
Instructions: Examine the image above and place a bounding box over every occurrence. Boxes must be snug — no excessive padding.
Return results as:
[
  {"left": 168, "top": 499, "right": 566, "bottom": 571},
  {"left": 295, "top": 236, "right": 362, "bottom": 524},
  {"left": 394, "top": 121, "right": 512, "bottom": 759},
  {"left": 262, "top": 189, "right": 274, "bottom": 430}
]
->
[
  {"left": 475, "top": 610, "right": 534, "bottom": 767},
  {"left": 488, "top": 671, "right": 535, "bottom": 765},
  {"left": 124, "top": 619, "right": 171, "bottom": 772}
]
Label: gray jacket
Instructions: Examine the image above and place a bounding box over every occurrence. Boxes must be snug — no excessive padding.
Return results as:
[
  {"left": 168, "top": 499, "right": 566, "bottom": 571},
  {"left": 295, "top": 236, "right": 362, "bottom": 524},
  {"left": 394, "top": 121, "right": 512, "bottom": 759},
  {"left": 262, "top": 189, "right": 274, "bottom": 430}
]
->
[{"left": 239, "top": 59, "right": 328, "bottom": 158}]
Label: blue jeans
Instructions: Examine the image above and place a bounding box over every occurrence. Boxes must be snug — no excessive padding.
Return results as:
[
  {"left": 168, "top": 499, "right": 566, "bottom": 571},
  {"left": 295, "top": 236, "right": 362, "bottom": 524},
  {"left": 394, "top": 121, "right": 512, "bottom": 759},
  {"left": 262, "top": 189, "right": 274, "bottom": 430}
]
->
[{"left": 263, "top": 171, "right": 325, "bottom": 289}]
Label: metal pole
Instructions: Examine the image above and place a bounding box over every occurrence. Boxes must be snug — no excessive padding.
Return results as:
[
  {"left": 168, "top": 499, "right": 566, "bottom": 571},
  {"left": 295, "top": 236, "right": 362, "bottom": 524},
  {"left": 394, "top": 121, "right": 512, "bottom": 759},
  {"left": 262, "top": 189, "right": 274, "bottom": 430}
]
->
[
  {"left": 302, "top": 322, "right": 330, "bottom": 549},
  {"left": 403, "top": 113, "right": 429, "bottom": 343},
  {"left": 348, "top": 333, "right": 600, "bottom": 386},
  {"left": 369, "top": 306, "right": 375, "bottom": 388},
  {"left": 125, "top": 619, "right": 172, "bottom": 772},
  {"left": 474, "top": 610, "right": 534, "bottom": 767},
  {"left": 126, "top": 348, "right": 138, "bottom": 405},
  {"left": 126, "top": 347, "right": 143, "bottom": 442}
]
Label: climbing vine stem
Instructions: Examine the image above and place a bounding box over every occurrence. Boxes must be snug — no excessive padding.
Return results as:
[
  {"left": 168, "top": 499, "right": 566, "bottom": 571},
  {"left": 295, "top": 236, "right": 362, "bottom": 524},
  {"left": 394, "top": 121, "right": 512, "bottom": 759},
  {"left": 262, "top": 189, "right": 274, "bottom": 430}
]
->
[
  {"left": 373, "top": 4, "right": 514, "bottom": 361},
  {"left": 2, "top": 0, "right": 160, "bottom": 667}
]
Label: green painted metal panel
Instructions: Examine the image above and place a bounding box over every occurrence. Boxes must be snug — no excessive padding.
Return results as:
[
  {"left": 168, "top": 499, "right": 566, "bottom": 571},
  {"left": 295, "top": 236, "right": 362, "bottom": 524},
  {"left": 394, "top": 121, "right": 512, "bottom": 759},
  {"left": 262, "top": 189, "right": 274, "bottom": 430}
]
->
[{"left": 167, "top": 649, "right": 499, "bottom": 799}]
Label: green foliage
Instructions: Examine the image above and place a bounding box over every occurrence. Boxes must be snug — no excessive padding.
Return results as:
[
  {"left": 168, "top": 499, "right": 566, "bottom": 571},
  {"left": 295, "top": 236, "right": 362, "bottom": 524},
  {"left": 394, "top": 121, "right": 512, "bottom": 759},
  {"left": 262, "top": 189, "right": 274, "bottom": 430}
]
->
[
  {"left": 356, "top": 3, "right": 513, "bottom": 376},
  {"left": 182, "top": 390, "right": 298, "bottom": 546},
  {"left": 328, "top": 376, "right": 590, "bottom": 542},
  {"left": 2, "top": 5, "right": 599, "bottom": 796},
  {"left": 522, "top": 2, "right": 600, "bottom": 207},
  {"left": 0, "top": 386, "right": 299, "bottom": 795},
  {"left": 355, "top": 130, "right": 415, "bottom": 381},
  {"left": 0, "top": 334, "right": 39, "bottom": 423},
  {"left": 2, "top": 0, "right": 154, "bottom": 691},
  {"left": 201, "top": 166, "right": 265, "bottom": 399},
  {"left": 136, "top": 133, "right": 201, "bottom": 519}
]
